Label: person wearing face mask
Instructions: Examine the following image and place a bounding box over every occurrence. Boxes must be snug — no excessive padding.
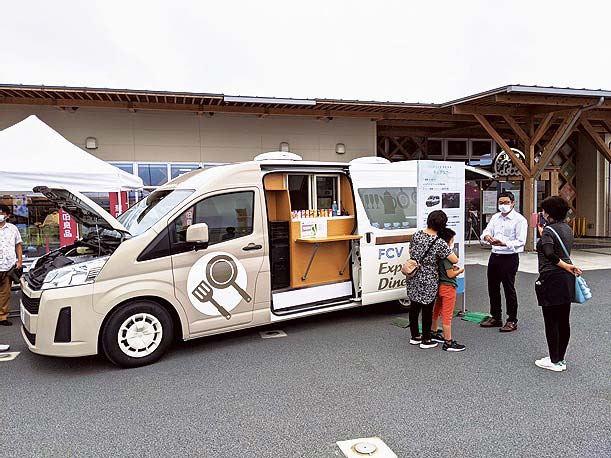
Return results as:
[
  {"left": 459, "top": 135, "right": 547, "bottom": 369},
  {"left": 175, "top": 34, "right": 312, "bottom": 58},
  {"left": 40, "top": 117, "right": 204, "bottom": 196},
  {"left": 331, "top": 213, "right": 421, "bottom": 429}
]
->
[
  {"left": 479, "top": 191, "right": 528, "bottom": 332},
  {"left": 0, "top": 204, "right": 23, "bottom": 326}
]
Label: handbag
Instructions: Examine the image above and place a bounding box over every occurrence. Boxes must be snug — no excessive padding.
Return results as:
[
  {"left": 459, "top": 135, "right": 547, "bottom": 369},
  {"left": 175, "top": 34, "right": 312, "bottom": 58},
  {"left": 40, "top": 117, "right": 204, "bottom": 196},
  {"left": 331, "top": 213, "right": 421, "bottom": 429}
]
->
[
  {"left": 401, "top": 233, "right": 438, "bottom": 278},
  {"left": 7, "top": 264, "right": 23, "bottom": 283},
  {"left": 545, "top": 226, "right": 591, "bottom": 303}
]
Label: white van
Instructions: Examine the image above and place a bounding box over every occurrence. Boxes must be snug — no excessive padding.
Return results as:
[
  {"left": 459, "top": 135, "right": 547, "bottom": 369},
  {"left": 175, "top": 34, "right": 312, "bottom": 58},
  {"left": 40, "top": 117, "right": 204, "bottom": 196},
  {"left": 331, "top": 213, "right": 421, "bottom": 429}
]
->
[{"left": 20, "top": 154, "right": 485, "bottom": 367}]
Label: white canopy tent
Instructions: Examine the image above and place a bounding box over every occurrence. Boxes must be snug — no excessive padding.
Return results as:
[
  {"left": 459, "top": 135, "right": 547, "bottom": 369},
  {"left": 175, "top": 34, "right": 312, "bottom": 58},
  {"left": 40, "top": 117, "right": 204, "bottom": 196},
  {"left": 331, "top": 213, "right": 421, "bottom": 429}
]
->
[{"left": 0, "top": 115, "right": 143, "bottom": 192}]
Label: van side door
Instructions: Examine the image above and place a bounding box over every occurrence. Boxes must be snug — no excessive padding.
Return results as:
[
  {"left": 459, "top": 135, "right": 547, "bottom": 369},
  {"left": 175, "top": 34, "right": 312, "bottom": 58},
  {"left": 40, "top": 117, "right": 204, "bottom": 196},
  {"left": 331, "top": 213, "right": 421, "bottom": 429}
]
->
[
  {"left": 169, "top": 187, "right": 266, "bottom": 335},
  {"left": 349, "top": 161, "right": 418, "bottom": 305}
]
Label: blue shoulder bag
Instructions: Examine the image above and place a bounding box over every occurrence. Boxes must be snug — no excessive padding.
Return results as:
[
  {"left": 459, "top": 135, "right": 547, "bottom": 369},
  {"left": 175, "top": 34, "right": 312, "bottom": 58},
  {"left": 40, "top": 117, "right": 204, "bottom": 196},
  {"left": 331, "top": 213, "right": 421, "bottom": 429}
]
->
[{"left": 545, "top": 226, "right": 592, "bottom": 304}]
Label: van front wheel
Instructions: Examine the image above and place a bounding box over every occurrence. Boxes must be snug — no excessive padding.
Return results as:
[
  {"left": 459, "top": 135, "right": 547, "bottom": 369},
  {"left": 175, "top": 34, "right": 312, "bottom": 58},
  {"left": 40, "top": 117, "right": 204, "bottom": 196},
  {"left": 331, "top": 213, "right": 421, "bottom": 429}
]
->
[{"left": 101, "top": 300, "right": 173, "bottom": 368}]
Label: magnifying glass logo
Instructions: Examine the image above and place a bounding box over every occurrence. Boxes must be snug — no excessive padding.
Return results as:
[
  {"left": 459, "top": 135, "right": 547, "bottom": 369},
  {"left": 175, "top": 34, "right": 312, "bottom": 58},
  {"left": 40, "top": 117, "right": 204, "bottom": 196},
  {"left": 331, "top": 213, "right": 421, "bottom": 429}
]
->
[{"left": 205, "top": 254, "right": 252, "bottom": 303}]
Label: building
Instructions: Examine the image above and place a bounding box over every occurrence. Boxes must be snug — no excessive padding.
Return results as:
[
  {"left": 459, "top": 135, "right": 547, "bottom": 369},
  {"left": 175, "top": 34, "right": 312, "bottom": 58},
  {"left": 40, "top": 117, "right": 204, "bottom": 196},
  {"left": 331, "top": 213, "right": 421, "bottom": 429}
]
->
[{"left": 1, "top": 83, "right": 610, "bottom": 253}]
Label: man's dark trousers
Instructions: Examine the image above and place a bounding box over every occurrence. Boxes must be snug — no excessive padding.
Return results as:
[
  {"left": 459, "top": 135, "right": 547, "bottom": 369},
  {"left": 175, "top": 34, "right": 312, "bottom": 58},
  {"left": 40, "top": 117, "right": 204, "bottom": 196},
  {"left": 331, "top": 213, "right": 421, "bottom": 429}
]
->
[{"left": 487, "top": 253, "right": 519, "bottom": 322}]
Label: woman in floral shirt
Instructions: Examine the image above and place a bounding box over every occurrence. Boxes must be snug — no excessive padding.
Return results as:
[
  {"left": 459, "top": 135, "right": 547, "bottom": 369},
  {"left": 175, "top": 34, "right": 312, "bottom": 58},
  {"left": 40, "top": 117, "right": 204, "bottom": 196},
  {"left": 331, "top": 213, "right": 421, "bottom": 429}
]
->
[{"left": 406, "top": 210, "right": 458, "bottom": 349}]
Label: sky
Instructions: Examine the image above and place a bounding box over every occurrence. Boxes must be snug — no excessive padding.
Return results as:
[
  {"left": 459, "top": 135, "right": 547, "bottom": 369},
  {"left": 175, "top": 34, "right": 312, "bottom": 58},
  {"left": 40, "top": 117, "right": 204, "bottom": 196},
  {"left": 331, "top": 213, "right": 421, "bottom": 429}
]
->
[{"left": 1, "top": 0, "right": 610, "bottom": 104}]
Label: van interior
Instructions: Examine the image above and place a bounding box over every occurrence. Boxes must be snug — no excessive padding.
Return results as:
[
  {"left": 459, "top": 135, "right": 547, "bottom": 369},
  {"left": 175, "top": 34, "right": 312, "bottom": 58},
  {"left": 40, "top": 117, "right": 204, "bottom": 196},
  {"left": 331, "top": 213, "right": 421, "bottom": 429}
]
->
[{"left": 263, "top": 172, "right": 360, "bottom": 313}]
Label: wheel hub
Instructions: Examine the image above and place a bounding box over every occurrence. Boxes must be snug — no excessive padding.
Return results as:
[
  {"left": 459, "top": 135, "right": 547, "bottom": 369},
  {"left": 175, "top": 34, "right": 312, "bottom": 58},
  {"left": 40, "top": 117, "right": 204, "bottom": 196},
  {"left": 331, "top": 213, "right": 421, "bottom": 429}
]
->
[{"left": 118, "top": 313, "right": 163, "bottom": 358}]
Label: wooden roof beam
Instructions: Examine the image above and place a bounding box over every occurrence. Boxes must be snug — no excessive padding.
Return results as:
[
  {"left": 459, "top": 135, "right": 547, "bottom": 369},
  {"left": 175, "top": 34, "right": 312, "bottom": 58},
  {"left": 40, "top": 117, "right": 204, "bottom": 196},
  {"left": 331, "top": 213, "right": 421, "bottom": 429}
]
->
[
  {"left": 579, "top": 119, "right": 611, "bottom": 164},
  {"left": 532, "top": 109, "right": 580, "bottom": 177},
  {"left": 473, "top": 113, "right": 532, "bottom": 177},
  {"left": 452, "top": 104, "right": 529, "bottom": 116},
  {"left": 496, "top": 93, "right": 611, "bottom": 109},
  {"left": 503, "top": 115, "right": 530, "bottom": 145}
]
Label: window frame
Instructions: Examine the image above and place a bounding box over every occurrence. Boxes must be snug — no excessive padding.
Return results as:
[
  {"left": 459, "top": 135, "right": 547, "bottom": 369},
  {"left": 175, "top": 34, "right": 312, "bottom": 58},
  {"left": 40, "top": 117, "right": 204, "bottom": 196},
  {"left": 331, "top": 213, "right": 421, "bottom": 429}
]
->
[
  {"left": 286, "top": 173, "right": 312, "bottom": 210},
  {"left": 312, "top": 174, "right": 341, "bottom": 211},
  {"left": 169, "top": 190, "right": 256, "bottom": 254}
]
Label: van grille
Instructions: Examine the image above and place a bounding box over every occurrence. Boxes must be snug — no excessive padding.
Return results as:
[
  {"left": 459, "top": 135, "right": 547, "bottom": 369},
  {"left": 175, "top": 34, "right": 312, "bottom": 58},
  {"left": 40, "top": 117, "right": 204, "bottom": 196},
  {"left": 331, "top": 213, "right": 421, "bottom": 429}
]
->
[
  {"left": 21, "top": 292, "right": 40, "bottom": 314},
  {"left": 23, "top": 326, "right": 36, "bottom": 346}
]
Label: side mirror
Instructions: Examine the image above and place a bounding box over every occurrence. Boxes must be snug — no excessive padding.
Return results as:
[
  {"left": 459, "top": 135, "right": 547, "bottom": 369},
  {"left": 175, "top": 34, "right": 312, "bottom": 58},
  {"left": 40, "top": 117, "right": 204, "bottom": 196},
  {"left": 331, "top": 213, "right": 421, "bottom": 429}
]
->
[{"left": 186, "top": 223, "right": 209, "bottom": 249}]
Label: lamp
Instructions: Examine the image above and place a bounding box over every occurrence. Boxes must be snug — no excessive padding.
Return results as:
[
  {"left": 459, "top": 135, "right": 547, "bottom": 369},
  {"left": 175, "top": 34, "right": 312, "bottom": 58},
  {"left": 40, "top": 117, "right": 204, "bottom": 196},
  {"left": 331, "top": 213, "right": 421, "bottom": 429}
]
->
[
  {"left": 85, "top": 137, "right": 98, "bottom": 149},
  {"left": 279, "top": 141, "right": 290, "bottom": 152},
  {"left": 335, "top": 143, "right": 346, "bottom": 155}
]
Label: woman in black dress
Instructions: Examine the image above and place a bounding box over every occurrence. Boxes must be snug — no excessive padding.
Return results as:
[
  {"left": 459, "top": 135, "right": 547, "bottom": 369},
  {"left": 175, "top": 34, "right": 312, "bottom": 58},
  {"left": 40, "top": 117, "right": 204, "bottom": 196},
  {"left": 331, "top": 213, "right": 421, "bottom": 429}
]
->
[
  {"left": 534, "top": 196, "right": 582, "bottom": 372},
  {"left": 406, "top": 210, "right": 459, "bottom": 349}
]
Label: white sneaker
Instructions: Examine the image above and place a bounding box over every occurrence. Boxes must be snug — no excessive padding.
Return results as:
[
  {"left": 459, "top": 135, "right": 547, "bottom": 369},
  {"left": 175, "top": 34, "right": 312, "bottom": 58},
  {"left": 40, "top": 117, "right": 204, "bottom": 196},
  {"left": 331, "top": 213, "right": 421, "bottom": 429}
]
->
[
  {"left": 0, "top": 344, "right": 9, "bottom": 352},
  {"left": 535, "top": 357, "right": 565, "bottom": 372}
]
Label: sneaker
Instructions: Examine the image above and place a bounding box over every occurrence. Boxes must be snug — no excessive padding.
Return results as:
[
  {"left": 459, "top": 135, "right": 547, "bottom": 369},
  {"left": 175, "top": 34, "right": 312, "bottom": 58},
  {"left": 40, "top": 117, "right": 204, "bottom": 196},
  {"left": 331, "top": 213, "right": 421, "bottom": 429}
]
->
[
  {"left": 419, "top": 340, "right": 438, "bottom": 349},
  {"left": 430, "top": 331, "right": 445, "bottom": 343},
  {"left": 535, "top": 357, "right": 565, "bottom": 372},
  {"left": 409, "top": 335, "right": 422, "bottom": 345},
  {"left": 0, "top": 344, "right": 9, "bottom": 352},
  {"left": 535, "top": 357, "right": 567, "bottom": 371},
  {"left": 443, "top": 340, "right": 466, "bottom": 352}
]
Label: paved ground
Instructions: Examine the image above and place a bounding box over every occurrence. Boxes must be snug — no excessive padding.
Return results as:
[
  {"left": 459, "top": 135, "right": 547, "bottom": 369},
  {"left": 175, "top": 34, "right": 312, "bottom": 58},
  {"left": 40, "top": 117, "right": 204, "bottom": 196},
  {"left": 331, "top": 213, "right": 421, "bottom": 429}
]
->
[
  {"left": 1, "top": 265, "right": 610, "bottom": 457},
  {"left": 466, "top": 245, "right": 611, "bottom": 273}
]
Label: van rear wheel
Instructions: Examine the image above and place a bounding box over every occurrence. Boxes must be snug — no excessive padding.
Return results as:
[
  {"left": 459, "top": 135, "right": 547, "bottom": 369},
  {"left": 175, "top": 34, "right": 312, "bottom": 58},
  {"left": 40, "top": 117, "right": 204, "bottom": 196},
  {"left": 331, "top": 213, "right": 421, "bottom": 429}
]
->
[
  {"left": 396, "top": 298, "right": 411, "bottom": 311},
  {"left": 101, "top": 300, "right": 173, "bottom": 368}
]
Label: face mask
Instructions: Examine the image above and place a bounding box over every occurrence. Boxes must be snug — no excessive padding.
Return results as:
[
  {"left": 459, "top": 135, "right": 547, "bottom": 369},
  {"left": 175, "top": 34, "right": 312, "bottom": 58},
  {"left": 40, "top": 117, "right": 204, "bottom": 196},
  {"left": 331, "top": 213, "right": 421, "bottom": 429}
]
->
[
  {"left": 449, "top": 242, "right": 455, "bottom": 250},
  {"left": 499, "top": 204, "right": 512, "bottom": 214},
  {"left": 0, "top": 215, "right": 5, "bottom": 223}
]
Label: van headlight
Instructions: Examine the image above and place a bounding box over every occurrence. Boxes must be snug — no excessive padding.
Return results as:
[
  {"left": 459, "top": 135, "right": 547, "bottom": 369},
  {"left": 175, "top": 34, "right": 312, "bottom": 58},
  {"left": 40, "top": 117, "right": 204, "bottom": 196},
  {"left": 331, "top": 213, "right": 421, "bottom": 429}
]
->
[{"left": 41, "top": 257, "right": 109, "bottom": 290}]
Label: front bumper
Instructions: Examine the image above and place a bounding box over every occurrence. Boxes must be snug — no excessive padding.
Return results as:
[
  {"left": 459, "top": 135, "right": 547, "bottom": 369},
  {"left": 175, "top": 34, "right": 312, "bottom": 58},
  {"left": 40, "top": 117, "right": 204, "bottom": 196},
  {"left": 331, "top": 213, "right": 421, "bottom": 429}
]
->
[{"left": 20, "top": 280, "right": 104, "bottom": 357}]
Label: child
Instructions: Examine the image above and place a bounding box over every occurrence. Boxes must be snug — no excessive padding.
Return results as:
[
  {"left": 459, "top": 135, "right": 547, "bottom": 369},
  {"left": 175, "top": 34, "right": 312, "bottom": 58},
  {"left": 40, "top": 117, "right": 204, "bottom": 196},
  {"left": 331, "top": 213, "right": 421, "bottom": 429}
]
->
[{"left": 431, "top": 228, "right": 466, "bottom": 352}]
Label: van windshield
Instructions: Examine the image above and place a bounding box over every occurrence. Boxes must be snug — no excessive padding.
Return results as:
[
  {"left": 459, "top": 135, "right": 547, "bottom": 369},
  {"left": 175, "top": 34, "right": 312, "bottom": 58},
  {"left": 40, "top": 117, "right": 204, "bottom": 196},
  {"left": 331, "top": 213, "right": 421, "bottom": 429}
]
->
[{"left": 118, "top": 189, "right": 194, "bottom": 236}]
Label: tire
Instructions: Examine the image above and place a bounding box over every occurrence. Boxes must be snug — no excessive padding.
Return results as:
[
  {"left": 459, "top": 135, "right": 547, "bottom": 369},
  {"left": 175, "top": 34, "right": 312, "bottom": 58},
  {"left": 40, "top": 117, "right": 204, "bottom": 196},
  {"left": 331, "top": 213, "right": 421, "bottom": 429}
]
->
[
  {"left": 396, "top": 298, "right": 411, "bottom": 312},
  {"left": 101, "top": 300, "right": 174, "bottom": 368}
]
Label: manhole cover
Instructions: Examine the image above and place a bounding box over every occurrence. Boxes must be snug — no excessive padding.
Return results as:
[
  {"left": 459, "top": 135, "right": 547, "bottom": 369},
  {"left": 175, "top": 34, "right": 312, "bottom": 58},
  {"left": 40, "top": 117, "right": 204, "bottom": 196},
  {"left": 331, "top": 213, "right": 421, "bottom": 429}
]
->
[
  {"left": 353, "top": 442, "right": 377, "bottom": 455},
  {"left": 336, "top": 437, "right": 397, "bottom": 458}
]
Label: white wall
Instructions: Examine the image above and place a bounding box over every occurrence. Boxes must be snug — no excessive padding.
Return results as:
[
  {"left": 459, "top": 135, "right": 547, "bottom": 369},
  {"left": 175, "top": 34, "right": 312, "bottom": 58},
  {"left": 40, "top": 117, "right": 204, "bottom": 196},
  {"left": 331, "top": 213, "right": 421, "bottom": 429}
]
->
[
  {"left": 576, "top": 133, "right": 608, "bottom": 236},
  {"left": 0, "top": 105, "right": 376, "bottom": 163}
]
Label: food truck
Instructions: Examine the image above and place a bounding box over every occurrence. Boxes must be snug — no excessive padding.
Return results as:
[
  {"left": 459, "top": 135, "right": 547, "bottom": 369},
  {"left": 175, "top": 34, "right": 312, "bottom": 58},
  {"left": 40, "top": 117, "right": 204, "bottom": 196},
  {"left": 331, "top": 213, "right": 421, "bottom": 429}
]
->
[{"left": 20, "top": 153, "right": 486, "bottom": 367}]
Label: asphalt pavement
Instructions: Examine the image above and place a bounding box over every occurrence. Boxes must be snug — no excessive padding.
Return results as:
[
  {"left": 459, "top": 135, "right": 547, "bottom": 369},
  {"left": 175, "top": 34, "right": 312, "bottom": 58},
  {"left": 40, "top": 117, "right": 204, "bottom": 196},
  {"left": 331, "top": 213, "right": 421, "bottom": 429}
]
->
[{"left": 1, "top": 265, "right": 610, "bottom": 457}]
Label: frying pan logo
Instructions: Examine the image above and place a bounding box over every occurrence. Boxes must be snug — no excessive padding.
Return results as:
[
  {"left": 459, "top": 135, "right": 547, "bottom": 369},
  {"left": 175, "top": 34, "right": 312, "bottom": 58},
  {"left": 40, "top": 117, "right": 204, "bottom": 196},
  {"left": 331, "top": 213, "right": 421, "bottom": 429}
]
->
[{"left": 187, "top": 252, "right": 251, "bottom": 319}]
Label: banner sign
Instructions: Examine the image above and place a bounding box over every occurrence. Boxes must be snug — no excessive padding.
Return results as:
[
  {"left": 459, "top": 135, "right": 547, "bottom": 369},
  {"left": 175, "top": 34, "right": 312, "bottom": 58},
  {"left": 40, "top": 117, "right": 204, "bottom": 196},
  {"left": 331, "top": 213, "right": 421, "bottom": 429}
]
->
[
  {"left": 417, "top": 161, "right": 465, "bottom": 293},
  {"left": 109, "top": 192, "right": 129, "bottom": 217},
  {"left": 58, "top": 209, "right": 78, "bottom": 246}
]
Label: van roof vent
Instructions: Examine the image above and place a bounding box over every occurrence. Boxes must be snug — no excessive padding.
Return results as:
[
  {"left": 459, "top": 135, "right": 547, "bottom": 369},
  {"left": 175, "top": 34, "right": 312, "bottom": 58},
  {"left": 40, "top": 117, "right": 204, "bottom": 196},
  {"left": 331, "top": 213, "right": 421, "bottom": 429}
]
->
[
  {"left": 349, "top": 156, "right": 391, "bottom": 165},
  {"left": 254, "top": 151, "right": 303, "bottom": 161}
]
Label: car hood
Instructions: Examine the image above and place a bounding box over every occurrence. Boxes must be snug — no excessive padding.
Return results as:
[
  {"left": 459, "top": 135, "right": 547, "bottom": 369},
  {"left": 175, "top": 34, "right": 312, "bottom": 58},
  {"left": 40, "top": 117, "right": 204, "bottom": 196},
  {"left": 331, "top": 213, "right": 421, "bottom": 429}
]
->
[{"left": 33, "top": 186, "right": 130, "bottom": 234}]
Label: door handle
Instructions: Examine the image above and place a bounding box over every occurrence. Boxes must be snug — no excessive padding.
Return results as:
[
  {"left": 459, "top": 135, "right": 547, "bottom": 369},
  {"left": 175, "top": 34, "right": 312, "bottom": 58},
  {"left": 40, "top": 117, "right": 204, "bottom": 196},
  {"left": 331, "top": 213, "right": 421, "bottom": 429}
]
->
[
  {"left": 366, "top": 232, "right": 372, "bottom": 243},
  {"left": 242, "top": 243, "right": 263, "bottom": 251}
]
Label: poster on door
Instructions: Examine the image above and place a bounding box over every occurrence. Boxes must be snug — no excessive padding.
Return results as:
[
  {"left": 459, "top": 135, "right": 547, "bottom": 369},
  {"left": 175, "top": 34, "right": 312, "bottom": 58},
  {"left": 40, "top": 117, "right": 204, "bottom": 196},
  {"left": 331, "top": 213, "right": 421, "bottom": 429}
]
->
[
  {"left": 416, "top": 161, "right": 465, "bottom": 293},
  {"left": 58, "top": 209, "right": 78, "bottom": 246}
]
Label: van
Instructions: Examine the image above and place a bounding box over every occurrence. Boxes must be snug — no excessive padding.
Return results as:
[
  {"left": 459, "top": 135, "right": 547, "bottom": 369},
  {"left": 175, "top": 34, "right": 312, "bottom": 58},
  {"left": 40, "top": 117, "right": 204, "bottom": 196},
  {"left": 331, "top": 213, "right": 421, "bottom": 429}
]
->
[{"left": 20, "top": 154, "right": 487, "bottom": 367}]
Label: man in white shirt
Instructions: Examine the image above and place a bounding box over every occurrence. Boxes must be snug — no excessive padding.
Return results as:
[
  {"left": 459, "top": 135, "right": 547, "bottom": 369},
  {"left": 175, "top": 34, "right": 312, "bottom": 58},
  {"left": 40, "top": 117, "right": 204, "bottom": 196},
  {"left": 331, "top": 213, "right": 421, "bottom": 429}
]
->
[
  {"left": 0, "top": 204, "right": 23, "bottom": 326},
  {"left": 479, "top": 192, "right": 527, "bottom": 332}
]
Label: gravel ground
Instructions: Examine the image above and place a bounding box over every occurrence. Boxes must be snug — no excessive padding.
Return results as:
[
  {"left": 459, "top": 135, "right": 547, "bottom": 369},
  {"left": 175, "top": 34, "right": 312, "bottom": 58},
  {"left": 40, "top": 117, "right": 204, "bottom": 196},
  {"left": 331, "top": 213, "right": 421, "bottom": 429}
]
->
[{"left": 1, "top": 265, "right": 610, "bottom": 457}]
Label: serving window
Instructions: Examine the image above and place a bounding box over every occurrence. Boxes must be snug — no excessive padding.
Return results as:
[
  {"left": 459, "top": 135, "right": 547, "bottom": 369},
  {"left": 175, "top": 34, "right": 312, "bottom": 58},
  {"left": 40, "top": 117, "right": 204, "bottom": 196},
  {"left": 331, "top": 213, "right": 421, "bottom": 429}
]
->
[
  {"left": 287, "top": 174, "right": 340, "bottom": 213},
  {"left": 357, "top": 187, "right": 417, "bottom": 230}
]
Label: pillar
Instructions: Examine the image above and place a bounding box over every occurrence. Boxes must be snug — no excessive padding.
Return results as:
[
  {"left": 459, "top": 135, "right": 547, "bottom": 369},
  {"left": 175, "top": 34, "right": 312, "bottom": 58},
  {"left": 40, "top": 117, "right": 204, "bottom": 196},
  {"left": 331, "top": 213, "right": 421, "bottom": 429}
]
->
[{"left": 523, "top": 176, "right": 536, "bottom": 251}]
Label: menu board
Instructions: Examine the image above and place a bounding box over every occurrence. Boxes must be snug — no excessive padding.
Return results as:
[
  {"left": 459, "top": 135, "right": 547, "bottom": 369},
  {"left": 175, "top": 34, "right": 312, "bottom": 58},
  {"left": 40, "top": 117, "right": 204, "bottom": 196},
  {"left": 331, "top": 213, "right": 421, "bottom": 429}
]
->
[
  {"left": 300, "top": 218, "right": 328, "bottom": 239},
  {"left": 416, "top": 161, "right": 465, "bottom": 293}
]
